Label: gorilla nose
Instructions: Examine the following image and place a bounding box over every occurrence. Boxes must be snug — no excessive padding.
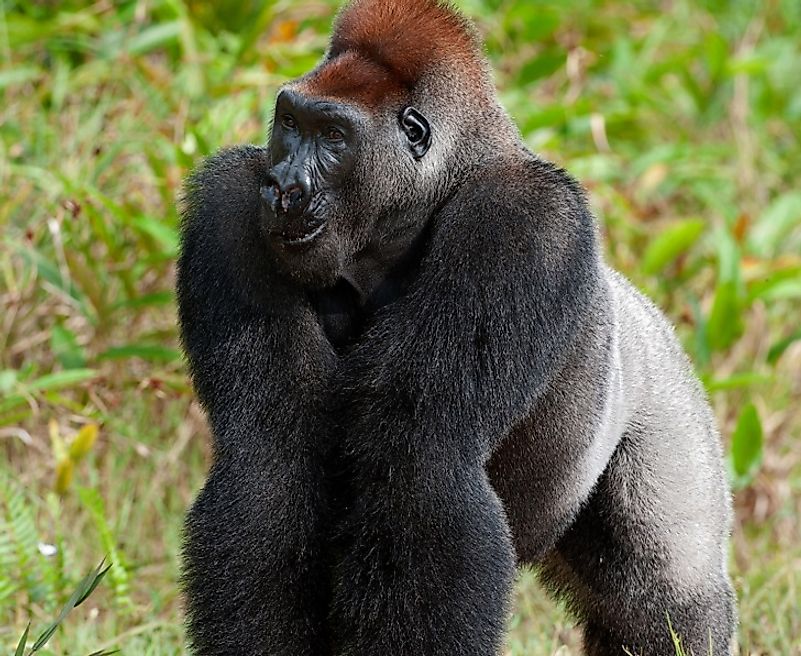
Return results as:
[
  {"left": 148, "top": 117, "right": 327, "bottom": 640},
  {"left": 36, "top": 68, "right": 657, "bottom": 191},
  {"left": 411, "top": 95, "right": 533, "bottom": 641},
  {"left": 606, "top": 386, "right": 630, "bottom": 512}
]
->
[{"left": 265, "top": 171, "right": 310, "bottom": 217}]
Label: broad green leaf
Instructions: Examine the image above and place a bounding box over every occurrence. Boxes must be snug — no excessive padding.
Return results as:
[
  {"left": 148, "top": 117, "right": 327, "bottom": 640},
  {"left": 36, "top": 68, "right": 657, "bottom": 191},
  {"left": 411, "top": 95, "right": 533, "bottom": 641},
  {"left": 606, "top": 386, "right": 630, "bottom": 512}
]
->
[
  {"left": 707, "top": 232, "right": 744, "bottom": 351},
  {"left": 703, "top": 32, "right": 728, "bottom": 83},
  {"left": 112, "top": 292, "right": 173, "bottom": 311},
  {"left": 747, "top": 265, "right": 801, "bottom": 302},
  {"left": 768, "top": 329, "right": 801, "bottom": 364},
  {"left": 0, "top": 369, "right": 96, "bottom": 414},
  {"left": 749, "top": 192, "right": 801, "bottom": 256},
  {"left": 707, "top": 281, "right": 744, "bottom": 352},
  {"left": 757, "top": 278, "right": 801, "bottom": 301},
  {"left": 728, "top": 403, "right": 763, "bottom": 489},
  {"left": 704, "top": 372, "right": 772, "bottom": 393},
  {"left": 517, "top": 51, "right": 564, "bottom": 85},
  {"left": 27, "top": 370, "right": 97, "bottom": 394},
  {"left": 715, "top": 229, "right": 741, "bottom": 284},
  {"left": 642, "top": 218, "right": 706, "bottom": 274}
]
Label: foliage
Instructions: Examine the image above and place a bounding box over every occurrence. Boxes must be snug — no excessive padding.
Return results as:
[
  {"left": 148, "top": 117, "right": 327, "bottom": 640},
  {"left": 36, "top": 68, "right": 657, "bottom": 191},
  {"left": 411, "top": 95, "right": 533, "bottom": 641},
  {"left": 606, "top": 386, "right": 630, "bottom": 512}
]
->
[
  {"left": 14, "top": 559, "right": 117, "bottom": 656},
  {"left": 1, "top": 0, "right": 799, "bottom": 654}
]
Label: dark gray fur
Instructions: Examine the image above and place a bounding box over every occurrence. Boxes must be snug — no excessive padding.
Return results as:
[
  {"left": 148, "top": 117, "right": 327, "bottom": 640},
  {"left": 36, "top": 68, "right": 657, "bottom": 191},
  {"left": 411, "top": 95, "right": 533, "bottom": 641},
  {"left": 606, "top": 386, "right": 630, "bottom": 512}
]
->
[{"left": 177, "top": 6, "right": 736, "bottom": 656}]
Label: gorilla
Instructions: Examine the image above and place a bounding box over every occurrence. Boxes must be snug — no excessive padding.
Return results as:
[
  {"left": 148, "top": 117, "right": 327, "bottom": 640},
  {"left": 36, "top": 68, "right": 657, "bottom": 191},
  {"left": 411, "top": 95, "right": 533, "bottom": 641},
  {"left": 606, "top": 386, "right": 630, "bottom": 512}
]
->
[{"left": 176, "top": 1, "right": 736, "bottom": 654}]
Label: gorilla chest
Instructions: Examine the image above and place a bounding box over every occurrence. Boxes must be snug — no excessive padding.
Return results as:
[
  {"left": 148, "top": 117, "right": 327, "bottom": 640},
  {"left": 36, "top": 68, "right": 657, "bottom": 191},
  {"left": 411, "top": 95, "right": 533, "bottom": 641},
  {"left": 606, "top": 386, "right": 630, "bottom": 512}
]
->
[
  {"left": 308, "top": 238, "right": 424, "bottom": 352},
  {"left": 309, "top": 279, "right": 363, "bottom": 351},
  {"left": 309, "top": 274, "right": 408, "bottom": 352}
]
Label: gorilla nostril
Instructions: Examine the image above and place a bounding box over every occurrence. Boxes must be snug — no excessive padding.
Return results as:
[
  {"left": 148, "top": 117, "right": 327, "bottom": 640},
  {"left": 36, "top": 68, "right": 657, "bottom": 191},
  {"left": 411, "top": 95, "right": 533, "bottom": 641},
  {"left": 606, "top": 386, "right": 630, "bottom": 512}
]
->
[
  {"left": 260, "top": 182, "right": 282, "bottom": 216},
  {"left": 281, "top": 185, "right": 306, "bottom": 212},
  {"left": 261, "top": 183, "right": 280, "bottom": 201}
]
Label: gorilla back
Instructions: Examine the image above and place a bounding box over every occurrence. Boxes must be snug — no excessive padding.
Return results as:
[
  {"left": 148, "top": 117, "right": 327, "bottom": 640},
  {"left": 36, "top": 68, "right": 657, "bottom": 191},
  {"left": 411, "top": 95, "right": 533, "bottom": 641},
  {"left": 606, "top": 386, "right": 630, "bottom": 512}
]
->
[{"left": 176, "top": 1, "right": 736, "bottom": 655}]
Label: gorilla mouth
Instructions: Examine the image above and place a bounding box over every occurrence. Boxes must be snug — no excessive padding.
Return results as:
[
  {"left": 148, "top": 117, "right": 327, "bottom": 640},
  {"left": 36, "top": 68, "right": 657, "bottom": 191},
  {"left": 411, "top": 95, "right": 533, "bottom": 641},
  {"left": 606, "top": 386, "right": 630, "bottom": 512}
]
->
[
  {"left": 279, "top": 216, "right": 328, "bottom": 247},
  {"left": 261, "top": 185, "right": 328, "bottom": 248}
]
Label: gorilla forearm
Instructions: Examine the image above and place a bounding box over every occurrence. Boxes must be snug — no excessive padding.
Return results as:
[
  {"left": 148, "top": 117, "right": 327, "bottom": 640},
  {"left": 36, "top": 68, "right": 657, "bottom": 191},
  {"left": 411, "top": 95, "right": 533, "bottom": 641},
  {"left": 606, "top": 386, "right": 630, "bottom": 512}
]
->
[
  {"left": 330, "top": 468, "right": 514, "bottom": 656},
  {"left": 181, "top": 338, "right": 333, "bottom": 655},
  {"left": 177, "top": 146, "right": 335, "bottom": 452},
  {"left": 183, "top": 455, "right": 330, "bottom": 656}
]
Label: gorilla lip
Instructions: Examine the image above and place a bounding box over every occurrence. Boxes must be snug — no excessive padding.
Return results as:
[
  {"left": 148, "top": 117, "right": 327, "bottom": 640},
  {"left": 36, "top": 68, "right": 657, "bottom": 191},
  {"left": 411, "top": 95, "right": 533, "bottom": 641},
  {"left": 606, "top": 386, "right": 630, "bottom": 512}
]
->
[
  {"left": 273, "top": 215, "right": 328, "bottom": 247},
  {"left": 280, "top": 220, "right": 327, "bottom": 247}
]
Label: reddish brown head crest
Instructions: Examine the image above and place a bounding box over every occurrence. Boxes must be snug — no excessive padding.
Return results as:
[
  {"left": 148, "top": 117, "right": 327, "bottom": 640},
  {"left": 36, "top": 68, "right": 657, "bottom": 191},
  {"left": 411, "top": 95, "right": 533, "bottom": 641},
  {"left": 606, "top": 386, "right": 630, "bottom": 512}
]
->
[{"left": 298, "top": 0, "right": 485, "bottom": 108}]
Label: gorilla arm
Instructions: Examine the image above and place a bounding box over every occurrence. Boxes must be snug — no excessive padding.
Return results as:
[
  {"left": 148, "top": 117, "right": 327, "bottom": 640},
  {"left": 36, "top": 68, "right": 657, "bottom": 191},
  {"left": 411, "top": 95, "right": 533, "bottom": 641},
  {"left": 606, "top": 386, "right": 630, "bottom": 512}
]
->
[
  {"left": 330, "top": 158, "right": 601, "bottom": 656},
  {"left": 177, "top": 146, "right": 334, "bottom": 656}
]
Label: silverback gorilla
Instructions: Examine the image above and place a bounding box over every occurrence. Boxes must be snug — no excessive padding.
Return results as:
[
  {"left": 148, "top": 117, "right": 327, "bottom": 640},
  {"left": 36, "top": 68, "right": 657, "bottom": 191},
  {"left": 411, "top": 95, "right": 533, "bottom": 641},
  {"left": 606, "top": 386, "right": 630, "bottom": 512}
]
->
[{"left": 176, "top": 1, "right": 736, "bottom": 654}]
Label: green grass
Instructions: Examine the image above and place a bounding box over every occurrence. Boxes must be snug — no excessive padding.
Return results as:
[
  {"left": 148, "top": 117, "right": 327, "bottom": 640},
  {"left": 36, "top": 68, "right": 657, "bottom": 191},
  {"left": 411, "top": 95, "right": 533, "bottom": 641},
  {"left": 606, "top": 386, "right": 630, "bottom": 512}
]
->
[{"left": 1, "top": 1, "right": 800, "bottom": 654}]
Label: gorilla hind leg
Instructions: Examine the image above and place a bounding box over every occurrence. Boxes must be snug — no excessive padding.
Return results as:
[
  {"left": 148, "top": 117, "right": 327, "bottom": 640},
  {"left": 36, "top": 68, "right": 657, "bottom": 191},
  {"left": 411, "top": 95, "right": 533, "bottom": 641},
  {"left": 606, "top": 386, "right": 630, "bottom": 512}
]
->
[
  {"left": 577, "top": 592, "right": 734, "bottom": 656},
  {"left": 539, "top": 427, "right": 736, "bottom": 656},
  {"left": 583, "top": 591, "right": 731, "bottom": 656}
]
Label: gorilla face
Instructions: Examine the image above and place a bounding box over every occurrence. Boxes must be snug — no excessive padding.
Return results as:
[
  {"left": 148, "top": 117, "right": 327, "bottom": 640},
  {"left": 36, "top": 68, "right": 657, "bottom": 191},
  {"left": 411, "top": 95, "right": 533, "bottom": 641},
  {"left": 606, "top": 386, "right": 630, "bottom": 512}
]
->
[
  {"left": 263, "top": 89, "right": 360, "bottom": 248},
  {"left": 261, "top": 87, "right": 432, "bottom": 288},
  {"left": 260, "top": 88, "right": 363, "bottom": 286}
]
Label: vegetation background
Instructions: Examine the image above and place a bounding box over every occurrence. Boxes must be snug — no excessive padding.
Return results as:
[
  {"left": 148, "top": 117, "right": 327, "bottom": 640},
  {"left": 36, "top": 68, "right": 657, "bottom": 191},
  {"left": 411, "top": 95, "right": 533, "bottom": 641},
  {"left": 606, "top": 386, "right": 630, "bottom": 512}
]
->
[{"left": 1, "top": 0, "right": 799, "bottom": 654}]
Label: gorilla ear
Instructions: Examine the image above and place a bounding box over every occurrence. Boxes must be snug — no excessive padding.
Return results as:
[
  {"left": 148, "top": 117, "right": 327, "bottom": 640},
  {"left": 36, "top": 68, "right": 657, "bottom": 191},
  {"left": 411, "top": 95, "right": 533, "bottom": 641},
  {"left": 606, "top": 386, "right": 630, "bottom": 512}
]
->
[{"left": 400, "top": 107, "right": 431, "bottom": 159}]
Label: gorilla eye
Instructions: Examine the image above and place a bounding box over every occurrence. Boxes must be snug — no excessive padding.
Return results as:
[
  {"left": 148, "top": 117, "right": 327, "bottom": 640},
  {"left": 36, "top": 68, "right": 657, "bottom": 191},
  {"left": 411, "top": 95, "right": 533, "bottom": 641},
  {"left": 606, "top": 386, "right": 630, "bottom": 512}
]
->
[
  {"left": 281, "top": 114, "right": 297, "bottom": 130},
  {"left": 326, "top": 127, "right": 345, "bottom": 142}
]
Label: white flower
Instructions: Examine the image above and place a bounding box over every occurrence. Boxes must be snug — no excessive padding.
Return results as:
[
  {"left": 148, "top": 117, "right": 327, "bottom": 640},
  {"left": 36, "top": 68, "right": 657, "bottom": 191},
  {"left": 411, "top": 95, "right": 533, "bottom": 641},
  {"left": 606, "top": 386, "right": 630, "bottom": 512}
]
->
[{"left": 37, "top": 543, "right": 57, "bottom": 557}]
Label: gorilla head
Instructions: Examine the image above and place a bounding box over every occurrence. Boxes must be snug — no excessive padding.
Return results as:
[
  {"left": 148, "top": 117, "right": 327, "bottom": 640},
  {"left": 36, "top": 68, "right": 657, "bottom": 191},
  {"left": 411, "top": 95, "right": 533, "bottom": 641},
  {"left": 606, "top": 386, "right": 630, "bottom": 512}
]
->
[{"left": 257, "top": 0, "right": 506, "bottom": 288}]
